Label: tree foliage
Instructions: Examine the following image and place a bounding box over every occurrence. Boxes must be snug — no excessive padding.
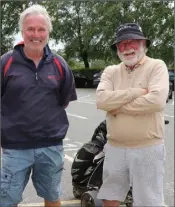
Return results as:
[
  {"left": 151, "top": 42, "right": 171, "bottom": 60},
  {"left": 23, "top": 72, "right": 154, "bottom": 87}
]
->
[
  {"left": 1, "top": 1, "right": 30, "bottom": 54},
  {"left": 1, "top": 0, "right": 174, "bottom": 67}
]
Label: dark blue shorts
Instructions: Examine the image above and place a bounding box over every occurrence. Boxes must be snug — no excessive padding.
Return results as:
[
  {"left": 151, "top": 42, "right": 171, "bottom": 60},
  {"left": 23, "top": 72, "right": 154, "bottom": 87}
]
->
[{"left": 1, "top": 145, "right": 64, "bottom": 207}]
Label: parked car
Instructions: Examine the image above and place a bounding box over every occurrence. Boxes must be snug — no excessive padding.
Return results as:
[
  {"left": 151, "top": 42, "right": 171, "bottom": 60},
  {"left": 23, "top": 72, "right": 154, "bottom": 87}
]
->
[
  {"left": 93, "top": 71, "right": 103, "bottom": 88},
  {"left": 168, "top": 70, "right": 174, "bottom": 91},
  {"left": 73, "top": 71, "right": 88, "bottom": 88},
  {"left": 167, "top": 81, "right": 173, "bottom": 102}
]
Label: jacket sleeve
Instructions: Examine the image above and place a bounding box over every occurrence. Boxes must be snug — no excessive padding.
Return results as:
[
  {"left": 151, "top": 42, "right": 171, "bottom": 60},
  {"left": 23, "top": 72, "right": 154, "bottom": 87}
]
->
[
  {"left": 57, "top": 56, "right": 77, "bottom": 107},
  {"left": 1, "top": 57, "right": 4, "bottom": 97},
  {"left": 96, "top": 66, "right": 146, "bottom": 111},
  {"left": 1, "top": 51, "right": 13, "bottom": 97},
  {"left": 119, "top": 60, "right": 169, "bottom": 115}
]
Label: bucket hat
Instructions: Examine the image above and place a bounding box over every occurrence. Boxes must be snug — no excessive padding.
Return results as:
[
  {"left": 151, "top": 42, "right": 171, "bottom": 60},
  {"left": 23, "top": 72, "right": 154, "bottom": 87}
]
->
[{"left": 111, "top": 23, "right": 150, "bottom": 51}]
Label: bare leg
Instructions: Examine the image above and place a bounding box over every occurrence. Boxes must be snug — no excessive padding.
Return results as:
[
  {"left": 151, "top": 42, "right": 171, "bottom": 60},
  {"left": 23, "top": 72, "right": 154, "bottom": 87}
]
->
[
  {"left": 103, "top": 200, "right": 120, "bottom": 207},
  {"left": 44, "top": 199, "right": 61, "bottom": 207}
]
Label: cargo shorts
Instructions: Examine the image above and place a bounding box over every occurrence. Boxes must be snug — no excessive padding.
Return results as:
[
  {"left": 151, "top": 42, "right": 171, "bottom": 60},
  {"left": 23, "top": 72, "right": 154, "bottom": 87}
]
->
[{"left": 0, "top": 145, "right": 64, "bottom": 207}]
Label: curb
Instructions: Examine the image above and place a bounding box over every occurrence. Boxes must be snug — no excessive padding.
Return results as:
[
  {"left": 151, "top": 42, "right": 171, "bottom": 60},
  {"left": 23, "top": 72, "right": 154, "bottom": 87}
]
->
[
  {"left": 19, "top": 200, "right": 81, "bottom": 207},
  {"left": 17, "top": 200, "right": 169, "bottom": 207}
]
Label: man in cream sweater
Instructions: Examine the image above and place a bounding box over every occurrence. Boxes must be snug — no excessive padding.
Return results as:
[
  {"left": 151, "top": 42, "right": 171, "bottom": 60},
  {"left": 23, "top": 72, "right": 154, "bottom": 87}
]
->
[{"left": 96, "top": 23, "right": 169, "bottom": 207}]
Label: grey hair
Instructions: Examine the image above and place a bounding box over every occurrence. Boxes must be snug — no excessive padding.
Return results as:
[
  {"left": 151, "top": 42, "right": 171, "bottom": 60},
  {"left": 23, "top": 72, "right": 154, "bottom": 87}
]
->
[
  {"left": 143, "top": 40, "right": 148, "bottom": 53},
  {"left": 144, "top": 47, "right": 148, "bottom": 53},
  {"left": 19, "top": 4, "right": 53, "bottom": 33}
]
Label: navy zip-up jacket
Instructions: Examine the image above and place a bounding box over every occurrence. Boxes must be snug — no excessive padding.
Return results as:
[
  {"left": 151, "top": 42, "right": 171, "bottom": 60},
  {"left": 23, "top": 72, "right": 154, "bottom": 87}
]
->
[{"left": 1, "top": 43, "right": 77, "bottom": 149}]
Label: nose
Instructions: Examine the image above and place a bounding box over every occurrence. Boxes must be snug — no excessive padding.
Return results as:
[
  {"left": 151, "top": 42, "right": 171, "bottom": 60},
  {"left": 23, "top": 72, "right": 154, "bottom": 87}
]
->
[
  {"left": 32, "top": 30, "right": 40, "bottom": 37},
  {"left": 125, "top": 43, "right": 132, "bottom": 50}
]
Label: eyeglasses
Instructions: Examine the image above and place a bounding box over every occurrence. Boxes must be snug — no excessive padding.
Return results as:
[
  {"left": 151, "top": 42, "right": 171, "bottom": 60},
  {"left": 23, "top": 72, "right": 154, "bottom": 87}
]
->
[{"left": 116, "top": 39, "right": 143, "bottom": 52}]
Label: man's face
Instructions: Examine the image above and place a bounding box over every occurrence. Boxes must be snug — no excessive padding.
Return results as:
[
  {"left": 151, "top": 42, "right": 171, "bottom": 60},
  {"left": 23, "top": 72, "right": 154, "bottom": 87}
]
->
[
  {"left": 116, "top": 39, "right": 146, "bottom": 66},
  {"left": 21, "top": 14, "right": 49, "bottom": 53}
]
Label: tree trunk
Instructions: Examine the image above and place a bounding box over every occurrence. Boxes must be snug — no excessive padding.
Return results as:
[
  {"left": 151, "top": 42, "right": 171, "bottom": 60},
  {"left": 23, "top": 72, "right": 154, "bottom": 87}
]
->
[
  {"left": 81, "top": 51, "right": 89, "bottom": 68},
  {"left": 74, "top": 2, "right": 89, "bottom": 68}
]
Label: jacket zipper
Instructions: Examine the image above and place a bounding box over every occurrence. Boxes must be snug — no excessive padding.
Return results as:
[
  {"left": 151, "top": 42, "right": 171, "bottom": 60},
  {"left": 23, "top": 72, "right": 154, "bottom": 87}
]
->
[{"left": 35, "top": 72, "right": 38, "bottom": 80}]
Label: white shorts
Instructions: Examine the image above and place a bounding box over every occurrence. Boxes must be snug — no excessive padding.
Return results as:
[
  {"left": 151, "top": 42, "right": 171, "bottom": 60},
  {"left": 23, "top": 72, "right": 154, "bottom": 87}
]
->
[{"left": 97, "top": 143, "right": 166, "bottom": 206}]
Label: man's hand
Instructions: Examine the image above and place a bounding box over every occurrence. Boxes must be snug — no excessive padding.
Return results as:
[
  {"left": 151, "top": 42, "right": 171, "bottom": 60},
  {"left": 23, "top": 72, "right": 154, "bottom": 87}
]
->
[
  {"left": 142, "top": 88, "right": 148, "bottom": 95},
  {"left": 109, "top": 88, "right": 148, "bottom": 116}
]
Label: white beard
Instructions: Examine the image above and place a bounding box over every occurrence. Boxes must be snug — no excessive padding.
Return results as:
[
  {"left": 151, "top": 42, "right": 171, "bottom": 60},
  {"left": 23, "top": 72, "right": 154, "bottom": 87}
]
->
[{"left": 118, "top": 45, "right": 146, "bottom": 67}]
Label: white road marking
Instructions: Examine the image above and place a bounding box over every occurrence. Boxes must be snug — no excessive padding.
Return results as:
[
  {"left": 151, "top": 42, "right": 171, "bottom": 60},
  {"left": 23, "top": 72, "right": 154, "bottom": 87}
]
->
[
  {"left": 64, "top": 137, "right": 70, "bottom": 141},
  {"left": 77, "top": 100, "right": 95, "bottom": 104},
  {"left": 78, "top": 95, "right": 90, "bottom": 99},
  {"left": 64, "top": 154, "right": 74, "bottom": 162},
  {"left": 67, "top": 113, "right": 88, "bottom": 119},
  {"left": 64, "top": 143, "right": 77, "bottom": 148},
  {"left": 74, "top": 141, "right": 83, "bottom": 145},
  {"left": 165, "top": 114, "right": 174, "bottom": 118}
]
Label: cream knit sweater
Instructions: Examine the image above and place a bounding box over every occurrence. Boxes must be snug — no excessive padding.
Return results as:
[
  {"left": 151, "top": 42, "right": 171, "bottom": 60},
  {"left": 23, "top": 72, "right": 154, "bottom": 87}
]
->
[{"left": 96, "top": 56, "right": 169, "bottom": 148}]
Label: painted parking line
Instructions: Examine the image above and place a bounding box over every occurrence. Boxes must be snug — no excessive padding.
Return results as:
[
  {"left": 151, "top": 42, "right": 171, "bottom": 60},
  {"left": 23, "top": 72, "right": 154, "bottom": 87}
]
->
[
  {"left": 165, "top": 114, "right": 174, "bottom": 118},
  {"left": 65, "top": 154, "right": 74, "bottom": 162},
  {"left": 67, "top": 113, "right": 88, "bottom": 119},
  {"left": 63, "top": 138, "right": 81, "bottom": 162},
  {"left": 74, "top": 141, "right": 83, "bottom": 145},
  {"left": 77, "top": 100, "right": 95, "bottom": 104},
  {"left": 78, "top": 95, "right": 90, "bottom": 99},
  {"left": 19, "top": 200, "right": 81, "bottom": 207}
]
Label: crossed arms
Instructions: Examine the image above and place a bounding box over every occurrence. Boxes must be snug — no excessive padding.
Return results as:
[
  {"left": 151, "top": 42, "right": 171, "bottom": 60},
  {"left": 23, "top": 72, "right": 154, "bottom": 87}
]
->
[{"left": 96, "top": 62, "right": 169, "bottom": 116}]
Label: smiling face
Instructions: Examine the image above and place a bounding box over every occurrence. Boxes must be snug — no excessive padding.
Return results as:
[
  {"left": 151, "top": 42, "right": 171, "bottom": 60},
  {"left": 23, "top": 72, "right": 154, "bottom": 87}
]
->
[
  {"left": 117, "top": 39, "right": 146, "bottom": 67},
  {"left": 21, "top": 14, "right": 49, "bottom": 54}
]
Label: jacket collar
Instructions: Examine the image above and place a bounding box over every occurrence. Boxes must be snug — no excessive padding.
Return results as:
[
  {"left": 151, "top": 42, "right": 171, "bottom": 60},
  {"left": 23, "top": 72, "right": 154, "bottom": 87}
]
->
[{"left": 14, "top": 41, "right": 53, "bottom": 61}]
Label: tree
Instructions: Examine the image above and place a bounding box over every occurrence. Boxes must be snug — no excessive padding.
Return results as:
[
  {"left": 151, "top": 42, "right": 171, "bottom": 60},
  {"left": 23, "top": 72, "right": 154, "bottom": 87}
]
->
[
  {"left": 131, "top": 0, "right": 174, "bottom": 66},
  {"left": 1, "top": 1, "right": 30, "bottom": 54},
  {"left": 1, "top": 0, "right": 174, "bottom": 67},
  {"left": 46, "top": 0, "right": 174, "bottom": 67},
  {"left": 44, "top": 1, "right": 107, "bottom": 68}
]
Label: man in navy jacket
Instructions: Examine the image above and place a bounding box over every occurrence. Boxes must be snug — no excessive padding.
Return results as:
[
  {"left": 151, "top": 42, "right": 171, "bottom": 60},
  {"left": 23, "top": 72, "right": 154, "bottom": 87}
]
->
[{"left": 1, "top": 4, "right": 77, "bottom": 207}]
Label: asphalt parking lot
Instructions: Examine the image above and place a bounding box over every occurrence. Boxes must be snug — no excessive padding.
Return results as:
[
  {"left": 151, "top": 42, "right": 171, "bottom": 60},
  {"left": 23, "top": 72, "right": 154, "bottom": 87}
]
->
[{"left": 20, "top": 89, "right": 174, "bottom": 207}]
